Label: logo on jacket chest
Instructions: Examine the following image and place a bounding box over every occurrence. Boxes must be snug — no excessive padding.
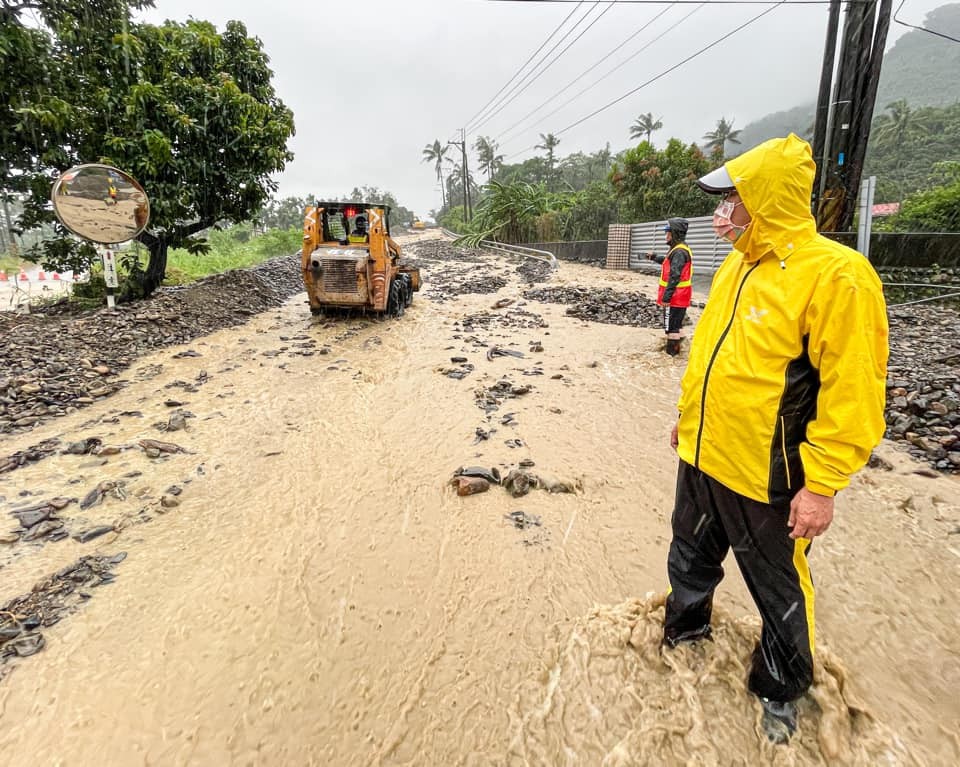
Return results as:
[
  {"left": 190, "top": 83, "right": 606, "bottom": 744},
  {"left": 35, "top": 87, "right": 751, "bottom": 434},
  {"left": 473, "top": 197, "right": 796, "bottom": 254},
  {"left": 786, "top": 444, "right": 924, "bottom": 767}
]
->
[{"left": 745, "top": 306, "right": 768, "bottom": 325}]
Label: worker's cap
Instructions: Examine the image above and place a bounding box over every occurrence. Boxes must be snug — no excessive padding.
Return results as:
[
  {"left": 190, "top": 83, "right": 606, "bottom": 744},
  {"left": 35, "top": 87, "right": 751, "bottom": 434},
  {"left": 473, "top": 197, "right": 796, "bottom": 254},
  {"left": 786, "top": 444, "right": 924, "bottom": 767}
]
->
[
  {"left": 696, "top": 164, "right": 736, "bottom": 194},
  {"left": 661, "top": 224, "right": 671, "bottom": 231}
]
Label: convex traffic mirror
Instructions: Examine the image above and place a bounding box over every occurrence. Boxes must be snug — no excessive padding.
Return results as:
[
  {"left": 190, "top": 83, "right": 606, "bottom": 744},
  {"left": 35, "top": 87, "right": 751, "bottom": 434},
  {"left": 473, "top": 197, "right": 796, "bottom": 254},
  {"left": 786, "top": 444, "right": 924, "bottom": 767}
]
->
[{"left": 51, "top": 163, "right": 150, "bottom": 244}]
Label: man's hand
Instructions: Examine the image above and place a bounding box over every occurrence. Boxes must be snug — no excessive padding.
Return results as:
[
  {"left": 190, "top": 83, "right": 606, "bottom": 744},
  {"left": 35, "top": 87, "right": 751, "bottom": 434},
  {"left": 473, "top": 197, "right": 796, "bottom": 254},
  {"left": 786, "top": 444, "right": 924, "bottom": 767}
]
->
[
  {"left": 670, "top": 422, "right": 679, "bottom": 451},
  {"left": 788, "top": 487, "right": 835, "bottom": 539}
]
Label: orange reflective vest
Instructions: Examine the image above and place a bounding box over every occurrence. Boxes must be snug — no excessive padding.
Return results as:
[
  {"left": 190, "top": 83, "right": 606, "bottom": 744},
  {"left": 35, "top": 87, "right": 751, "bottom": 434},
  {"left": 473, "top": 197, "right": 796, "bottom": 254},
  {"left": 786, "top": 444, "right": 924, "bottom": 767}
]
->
[{"left": 657, "top": 243, "right": 693, "bottom": 307}]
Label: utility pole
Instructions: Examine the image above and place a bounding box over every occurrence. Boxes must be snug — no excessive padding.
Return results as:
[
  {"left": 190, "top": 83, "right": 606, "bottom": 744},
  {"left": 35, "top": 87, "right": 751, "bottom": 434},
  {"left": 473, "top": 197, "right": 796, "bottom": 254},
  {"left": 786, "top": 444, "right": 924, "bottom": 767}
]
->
[
  {"left": 461, "top": 128, "right": 473, "bottom": 222},
  {"left": 811, "top": 0, "right": 842, "bottom": 214},
  {"left": 814, "top": 0, "right": 892, "bottom": 233},
  {"left": 447, "top": 130, "right": 473, "bottom": 222}
]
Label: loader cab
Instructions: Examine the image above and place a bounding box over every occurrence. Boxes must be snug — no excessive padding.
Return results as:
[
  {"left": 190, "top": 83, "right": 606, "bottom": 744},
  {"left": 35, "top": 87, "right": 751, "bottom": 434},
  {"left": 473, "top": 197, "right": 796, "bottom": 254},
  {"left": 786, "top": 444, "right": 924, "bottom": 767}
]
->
[
  {"left": 319, "top": 203, "right": 391, "bottom": 246},
  {"left": 323, "top": 209, "right": 350, "bottom": 245},
  {"left": 348, "top": 213, "right": 368, "bottom": 244}
]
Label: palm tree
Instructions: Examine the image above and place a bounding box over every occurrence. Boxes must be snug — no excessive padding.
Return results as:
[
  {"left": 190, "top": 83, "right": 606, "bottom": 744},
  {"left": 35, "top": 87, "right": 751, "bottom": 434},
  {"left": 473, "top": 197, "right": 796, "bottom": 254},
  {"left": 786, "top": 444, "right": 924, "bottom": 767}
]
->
[
  {"left": 596, "top": 143, "right": 612, "bottom": 168},
  {"left": 474, "top": 136, "right": 504, "bottom": 180},
  {"left": 874, "top": 100, "right": 918, "bottom": 148},
  {"left": 629, "top": 112, "right": 663, "bottom": 145},
  {"left": 874, "top": 100, "right": 926, "bottom": 200},
  {"left": 446, "top": 159, "right": 477, "bottom": 210},
  {"left": 422, "top": 139, "right": 449, "bottom": 208},
  {"left": 536, "top": 133, "right": 561, "bottom": 189},
  {"left": 703, "top": 117, "right": 742, "bottom": 157}
]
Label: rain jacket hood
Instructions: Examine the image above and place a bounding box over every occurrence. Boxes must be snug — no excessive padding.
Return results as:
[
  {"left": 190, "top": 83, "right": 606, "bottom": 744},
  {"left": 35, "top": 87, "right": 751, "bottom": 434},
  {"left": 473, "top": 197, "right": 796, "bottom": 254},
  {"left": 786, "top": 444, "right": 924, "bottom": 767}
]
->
[
  {"left": 667, "top": 217, "right": 689, "bottom": 243},
  {"left": 724, "top": 134, "right": 818, "bottom": 263}
]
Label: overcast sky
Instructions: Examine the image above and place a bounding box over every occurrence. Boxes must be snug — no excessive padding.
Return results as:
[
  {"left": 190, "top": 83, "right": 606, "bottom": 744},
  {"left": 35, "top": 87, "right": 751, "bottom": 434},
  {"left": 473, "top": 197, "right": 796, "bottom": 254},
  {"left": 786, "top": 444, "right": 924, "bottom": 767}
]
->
[{"left": 138, "top": 0, "right": 949, "bottom": 218}]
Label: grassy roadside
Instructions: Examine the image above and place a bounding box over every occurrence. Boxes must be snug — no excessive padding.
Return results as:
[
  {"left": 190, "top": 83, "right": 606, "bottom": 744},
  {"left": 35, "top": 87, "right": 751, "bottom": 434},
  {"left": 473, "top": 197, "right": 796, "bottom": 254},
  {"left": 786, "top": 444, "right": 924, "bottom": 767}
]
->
[
  {"left": 0, "top": 253, "right": 26, "bottom": 274},
  {"left": 162, "top": 225, "right": 302, "bottom": 284},
  {"left": 1, "top": 224, "right": 302, "bottom": 284}
]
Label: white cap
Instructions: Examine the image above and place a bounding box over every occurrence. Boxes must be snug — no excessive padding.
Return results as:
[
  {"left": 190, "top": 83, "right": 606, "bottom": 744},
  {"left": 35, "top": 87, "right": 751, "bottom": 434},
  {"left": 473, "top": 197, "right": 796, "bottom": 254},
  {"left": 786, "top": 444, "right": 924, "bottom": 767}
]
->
[{"left": 696, "top": 165, "right": 735, "bottom": 194}]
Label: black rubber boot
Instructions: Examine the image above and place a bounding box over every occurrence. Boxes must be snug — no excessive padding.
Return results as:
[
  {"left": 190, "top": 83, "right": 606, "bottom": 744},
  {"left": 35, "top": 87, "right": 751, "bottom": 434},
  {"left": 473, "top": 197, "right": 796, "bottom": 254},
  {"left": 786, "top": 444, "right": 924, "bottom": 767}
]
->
[
  {"left": 662, "top": 623, "right": 712, "bottom": 648},
  {"left": 665, "top": 338, "right": 681, "bottom": 356},
  {"left": 759, "top": 697, "right": 798, "bottom": 744}
]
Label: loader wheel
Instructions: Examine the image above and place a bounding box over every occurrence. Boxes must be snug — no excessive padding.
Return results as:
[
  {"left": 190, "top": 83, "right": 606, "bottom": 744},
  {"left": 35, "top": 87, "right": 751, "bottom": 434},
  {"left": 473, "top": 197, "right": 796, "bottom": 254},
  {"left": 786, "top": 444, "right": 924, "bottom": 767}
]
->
[
  {"left": 397, "top": 274, "right": 412, "bottom": 307},
  {"left": 388, "top": 280, "right": 404, "bottom": 318}
]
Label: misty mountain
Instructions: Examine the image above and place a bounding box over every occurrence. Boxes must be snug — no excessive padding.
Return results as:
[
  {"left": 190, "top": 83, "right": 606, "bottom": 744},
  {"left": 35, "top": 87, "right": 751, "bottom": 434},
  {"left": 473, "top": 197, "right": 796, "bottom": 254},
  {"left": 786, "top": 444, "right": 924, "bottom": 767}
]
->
[{"left": 735, "top": 3, "right": 960, "bottom": 150}]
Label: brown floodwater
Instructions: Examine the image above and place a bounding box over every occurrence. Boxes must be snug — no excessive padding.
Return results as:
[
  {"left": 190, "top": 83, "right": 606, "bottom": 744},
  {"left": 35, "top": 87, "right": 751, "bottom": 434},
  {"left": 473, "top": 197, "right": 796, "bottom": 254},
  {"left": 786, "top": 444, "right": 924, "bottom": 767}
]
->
[{"left": 1, "top": 237, "right": 958, "bottom": 765}]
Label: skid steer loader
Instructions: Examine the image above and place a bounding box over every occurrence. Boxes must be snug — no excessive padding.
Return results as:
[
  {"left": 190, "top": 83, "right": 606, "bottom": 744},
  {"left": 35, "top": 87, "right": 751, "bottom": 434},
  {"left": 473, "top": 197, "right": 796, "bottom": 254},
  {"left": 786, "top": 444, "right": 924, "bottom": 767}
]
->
[{"left": 300, "top": 201, "right": 421, "bottom": 317}]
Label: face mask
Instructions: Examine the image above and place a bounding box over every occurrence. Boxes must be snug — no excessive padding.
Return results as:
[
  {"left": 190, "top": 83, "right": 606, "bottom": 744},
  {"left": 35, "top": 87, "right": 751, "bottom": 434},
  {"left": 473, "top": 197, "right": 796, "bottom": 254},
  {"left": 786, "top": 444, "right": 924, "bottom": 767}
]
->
[{"left": 712, "top": 199, "right": 749, "bottom": 244}]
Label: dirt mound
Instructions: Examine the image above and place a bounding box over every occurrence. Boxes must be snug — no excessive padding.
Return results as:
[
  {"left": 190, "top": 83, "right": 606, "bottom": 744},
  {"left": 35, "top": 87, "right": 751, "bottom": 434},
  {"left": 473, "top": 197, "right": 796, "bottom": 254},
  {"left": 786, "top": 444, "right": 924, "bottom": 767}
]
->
[{"left": 0, "top": 254, "right": 302, "bottom": 434}]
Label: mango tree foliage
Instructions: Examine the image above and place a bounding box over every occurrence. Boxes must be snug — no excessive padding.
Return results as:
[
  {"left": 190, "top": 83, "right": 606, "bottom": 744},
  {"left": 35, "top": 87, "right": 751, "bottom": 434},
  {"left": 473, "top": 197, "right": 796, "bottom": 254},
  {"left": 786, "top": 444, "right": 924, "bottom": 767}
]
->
[
  {"left": 4, "top": 1, "right": 294, "bottom": 297},
  {"left": 611, "top": 139, "right": 715, "bottom": 223}
]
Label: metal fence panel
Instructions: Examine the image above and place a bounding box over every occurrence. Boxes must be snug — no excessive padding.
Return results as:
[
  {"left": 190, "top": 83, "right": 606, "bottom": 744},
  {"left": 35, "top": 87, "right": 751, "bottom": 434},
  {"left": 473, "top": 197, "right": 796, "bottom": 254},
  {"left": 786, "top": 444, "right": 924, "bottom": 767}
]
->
[{"left": 627, "top": 216, "right": 733, "bottom": 275}]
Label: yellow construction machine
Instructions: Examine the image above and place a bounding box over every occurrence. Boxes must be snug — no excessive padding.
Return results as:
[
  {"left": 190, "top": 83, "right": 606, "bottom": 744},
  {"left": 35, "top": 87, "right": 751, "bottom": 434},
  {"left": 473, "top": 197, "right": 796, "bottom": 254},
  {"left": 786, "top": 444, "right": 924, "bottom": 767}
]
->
[{"left": 301, "top": 202, "right": 421, "bottom": 317}]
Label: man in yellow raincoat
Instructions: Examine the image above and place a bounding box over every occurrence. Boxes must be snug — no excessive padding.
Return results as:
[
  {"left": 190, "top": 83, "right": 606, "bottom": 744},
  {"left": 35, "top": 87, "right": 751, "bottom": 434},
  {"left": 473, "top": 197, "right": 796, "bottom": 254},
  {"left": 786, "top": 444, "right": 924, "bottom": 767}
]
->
[{"left": 662, "top": 135, "right": 889, "bottom": 743}]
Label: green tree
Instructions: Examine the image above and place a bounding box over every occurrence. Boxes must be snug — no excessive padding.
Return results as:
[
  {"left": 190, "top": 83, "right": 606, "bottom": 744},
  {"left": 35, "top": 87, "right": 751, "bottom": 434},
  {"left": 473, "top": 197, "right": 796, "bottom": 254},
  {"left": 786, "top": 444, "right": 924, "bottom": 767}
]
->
[
  {"left": 629, "top": 113, "right": 663, "bottom": 145},
  {"left": 473, "top": 180, "right": 557, "bottom": 243},
  {"left": 560, "top": 181, "right": 618, "bottom": 241},
  {"left": 474, "top": 135, "right": 504, "bottom": 180},
  {"left": 611, "top": 138, "right": 715, "bottom": 222},
  {"left": 594, "top": 143, "right": 613, "bottom": 175},
  {"left": 873, "top": 100, "right": 929, "bottom": 200},
  {"left": 257, "top": 195, "right": 314, "bottom": 231},
  {"left": 882, "top": 161, "right": 960, "bottom": 232},
  {"left": 2, "top": 0, "right": 157, "bottom": 265},
  {"left": 421, "top": 139, "right": 449, "bottom": 209},
  {"left": 493, "top": 155, "right": 549, "bottom": 187},
  {"left": 438, "top": 204, "right": 469, "bottom": 233},
  {"left": 703, "top": 117, "right": 742, "bottom": 157},
  {"left": 864, "top": 101, "right": 960, "bottom": 203},
  {"left": 445, "top": 159, "right": 478, "bottom": 211},
  {"left": 874, "top": 100, "right": 921, "bottom": 147},
  {"left": 9, "top": 6, "right": 295, "bottom": 297},
  {"left": 535, "top": 133, "right": 561, "bottom": 189}
]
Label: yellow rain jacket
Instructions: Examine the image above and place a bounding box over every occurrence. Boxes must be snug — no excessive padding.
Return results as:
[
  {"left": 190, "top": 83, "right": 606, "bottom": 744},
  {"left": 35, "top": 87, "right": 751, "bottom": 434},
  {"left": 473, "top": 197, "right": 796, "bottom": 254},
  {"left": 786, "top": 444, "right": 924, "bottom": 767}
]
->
[{"left": 677, "top": 135, "right": 889, "bottom": 505}]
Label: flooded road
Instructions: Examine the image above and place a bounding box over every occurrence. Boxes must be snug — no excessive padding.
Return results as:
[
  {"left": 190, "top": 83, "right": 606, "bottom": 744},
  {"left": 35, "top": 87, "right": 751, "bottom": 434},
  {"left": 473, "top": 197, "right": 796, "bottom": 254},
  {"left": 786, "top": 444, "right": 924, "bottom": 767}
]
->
[{"left": 1, "top": 237, "right": 958, "bottom": 765}]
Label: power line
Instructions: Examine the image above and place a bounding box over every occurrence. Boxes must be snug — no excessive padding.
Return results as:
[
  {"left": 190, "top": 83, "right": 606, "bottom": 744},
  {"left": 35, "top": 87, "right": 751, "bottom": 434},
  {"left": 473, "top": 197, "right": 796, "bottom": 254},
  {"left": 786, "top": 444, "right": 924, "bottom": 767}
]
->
[
  {"left": 507, "top": 0, "right": 787, "bottom": 157},
  {"left": 468, "top": 2, "right": 614, "bottom": 134},
  {"left": 499, "top": 3, "right": 707, "bottom": 147},
  {"left": 461, "top": 1, "right": 588, "bottom": 131},
  {"left": 893, "top": 0, "right": 960, "bottom": 43},
  {"left": 493, "top": 3, "right": 677, "bottom": 144},
  {"left": 464, "top": 1, "right": 592, "bottom": 132},
  {"left": 486, "top": 1, "right": 851, "bottom": 4}
]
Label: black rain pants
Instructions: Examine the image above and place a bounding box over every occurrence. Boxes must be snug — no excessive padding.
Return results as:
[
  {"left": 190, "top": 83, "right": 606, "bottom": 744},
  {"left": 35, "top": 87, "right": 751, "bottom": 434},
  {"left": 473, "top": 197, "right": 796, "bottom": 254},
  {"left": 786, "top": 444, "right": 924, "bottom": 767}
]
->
[{"left": 664, "top": 461, "right": 815, "bottom": 702}]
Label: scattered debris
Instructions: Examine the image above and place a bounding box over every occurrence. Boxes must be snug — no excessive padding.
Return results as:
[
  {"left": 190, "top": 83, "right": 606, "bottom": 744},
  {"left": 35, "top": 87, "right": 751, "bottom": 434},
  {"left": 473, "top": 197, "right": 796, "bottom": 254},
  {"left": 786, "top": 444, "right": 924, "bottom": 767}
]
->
[
  {"left": 137, "top": 439, "right": 186, "bottom": 455},
  {"left": 0, "top": 553, "right": 127, "bottom": 672},
  {"left": 0, "top": 438, "right": 62, "bottom": 474},
  {"left": 73, "top": 525, "right": 115, "bottom": 544},
  {"left": 453, "top": 476, "right": 490, "bottom": 497},
  {"left": 487, "top": 346, "right": 525, "bottom": 362},
  {"left": 453, "top": 466, "right": 501, "bottom": 485},
  {"left": 524, "top": 286, "right": 663, "bottom": 328},
  {"left": 504, "top": 510, "right": 541, "bottom": 530}
]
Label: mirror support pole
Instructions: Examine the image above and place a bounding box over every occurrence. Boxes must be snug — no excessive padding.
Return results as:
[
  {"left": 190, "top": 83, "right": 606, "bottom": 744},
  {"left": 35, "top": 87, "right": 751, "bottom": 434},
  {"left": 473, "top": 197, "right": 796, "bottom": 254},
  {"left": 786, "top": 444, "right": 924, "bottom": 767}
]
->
[{"left": 101, "top": 246, "right": 120, "bottom": 308}]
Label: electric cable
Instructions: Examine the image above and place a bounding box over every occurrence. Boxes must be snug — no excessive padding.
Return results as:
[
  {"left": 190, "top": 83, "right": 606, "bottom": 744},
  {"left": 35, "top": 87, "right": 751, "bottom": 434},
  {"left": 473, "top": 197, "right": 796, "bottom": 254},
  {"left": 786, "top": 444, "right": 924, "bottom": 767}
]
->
[
  {"left": 506, "top": 0, "right": 787, "bottom": 157},
  {"left": 468, "top": 2, "right": 615, "bottom": 133}
]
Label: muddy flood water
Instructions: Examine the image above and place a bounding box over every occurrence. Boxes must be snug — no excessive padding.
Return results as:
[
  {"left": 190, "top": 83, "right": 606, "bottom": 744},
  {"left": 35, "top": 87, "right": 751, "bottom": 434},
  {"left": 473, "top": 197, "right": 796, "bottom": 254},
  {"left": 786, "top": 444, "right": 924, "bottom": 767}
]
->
[{"left": 1, "top": 233, "right": 958, "bottom": 766}]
